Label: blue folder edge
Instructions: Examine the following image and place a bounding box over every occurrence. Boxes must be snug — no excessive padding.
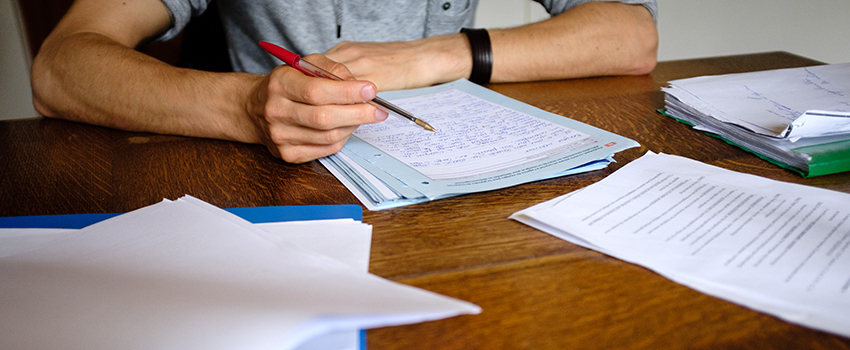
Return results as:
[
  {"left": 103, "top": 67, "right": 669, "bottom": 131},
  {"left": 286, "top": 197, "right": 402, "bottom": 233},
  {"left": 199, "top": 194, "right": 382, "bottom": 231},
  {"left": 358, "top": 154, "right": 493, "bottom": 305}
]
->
[
  {"left": 0, "top": 204, "right": 362, "bottom": 229},
  {"left": 0, "top": 204, "right": 367, "bottom": 349}
]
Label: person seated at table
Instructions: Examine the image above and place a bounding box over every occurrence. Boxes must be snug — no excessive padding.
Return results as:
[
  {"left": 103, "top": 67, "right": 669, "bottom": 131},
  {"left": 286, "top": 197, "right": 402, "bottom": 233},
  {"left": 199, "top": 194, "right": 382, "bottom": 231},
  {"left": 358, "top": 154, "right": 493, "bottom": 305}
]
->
[{"left": 31, "top": 0, "right": 658, "bottom": 163}]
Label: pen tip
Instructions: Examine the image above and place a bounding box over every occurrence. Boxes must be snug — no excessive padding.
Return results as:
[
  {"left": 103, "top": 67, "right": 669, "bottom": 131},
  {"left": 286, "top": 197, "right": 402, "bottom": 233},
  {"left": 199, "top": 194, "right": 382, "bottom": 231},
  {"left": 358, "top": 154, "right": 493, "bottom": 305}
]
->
[{"left": 417, "top": 120, "right": 436, "bottom": 132}]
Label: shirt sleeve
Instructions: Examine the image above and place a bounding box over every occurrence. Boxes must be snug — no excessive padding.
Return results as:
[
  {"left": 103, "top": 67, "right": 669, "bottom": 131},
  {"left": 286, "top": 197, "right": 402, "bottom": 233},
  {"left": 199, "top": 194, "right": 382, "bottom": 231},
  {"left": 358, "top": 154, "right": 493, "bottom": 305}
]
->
[
  {"left": 535, "top": 0, "right": 658, "bottom": 23},
  {"left": 152, "top": 0, "right": 212, "bottom": 42}
]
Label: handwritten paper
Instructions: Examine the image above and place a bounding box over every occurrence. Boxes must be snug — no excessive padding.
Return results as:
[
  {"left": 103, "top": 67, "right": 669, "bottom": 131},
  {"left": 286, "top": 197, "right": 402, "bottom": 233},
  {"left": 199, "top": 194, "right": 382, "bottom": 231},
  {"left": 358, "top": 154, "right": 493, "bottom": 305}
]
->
[
  {"left": 512, "top": 152, "right": 850, "bottom": 337},
  {"left": 354, "top": 89, "right": 596, "bottom": 180}
]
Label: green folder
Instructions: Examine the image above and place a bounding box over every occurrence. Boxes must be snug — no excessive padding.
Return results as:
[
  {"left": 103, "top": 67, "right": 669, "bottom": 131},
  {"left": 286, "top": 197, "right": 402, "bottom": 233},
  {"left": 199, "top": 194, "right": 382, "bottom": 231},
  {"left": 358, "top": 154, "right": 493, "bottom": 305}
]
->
[{"left": 659, "top": 109, "right": 850, "bottom": 178}]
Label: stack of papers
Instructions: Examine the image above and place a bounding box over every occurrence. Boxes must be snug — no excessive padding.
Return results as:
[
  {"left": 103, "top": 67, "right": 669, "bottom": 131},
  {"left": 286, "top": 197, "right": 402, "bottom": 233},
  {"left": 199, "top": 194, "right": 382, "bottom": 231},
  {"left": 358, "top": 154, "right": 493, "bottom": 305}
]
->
[
  {"left": 321, "top": 79, "right": 639, "bottom": 210},
  {"left": 0, "top": 196, "right": 480, "bottom": 350},
  {"left": 512, "top": 152, "right": 850, "bottom": 337},
  {"left": 662, "top": 63, "right": 850, "bottom": 177}
]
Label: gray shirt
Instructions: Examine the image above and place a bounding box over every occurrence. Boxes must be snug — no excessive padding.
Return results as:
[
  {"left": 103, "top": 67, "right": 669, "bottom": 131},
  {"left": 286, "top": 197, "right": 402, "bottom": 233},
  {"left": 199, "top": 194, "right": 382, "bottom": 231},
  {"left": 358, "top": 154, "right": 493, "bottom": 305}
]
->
[{"left": 157, "top": 0, "right": 658, "bottom": 74}]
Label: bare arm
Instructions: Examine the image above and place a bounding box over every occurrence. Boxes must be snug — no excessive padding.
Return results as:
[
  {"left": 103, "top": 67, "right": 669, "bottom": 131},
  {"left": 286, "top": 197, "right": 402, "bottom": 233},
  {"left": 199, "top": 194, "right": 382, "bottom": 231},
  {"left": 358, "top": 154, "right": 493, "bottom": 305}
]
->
[
  {"left": 32, "top": 0, "right": 387, "bottom": 163},
  {"left": 324, "top": 2, "right": 658, "bottom": 90}
]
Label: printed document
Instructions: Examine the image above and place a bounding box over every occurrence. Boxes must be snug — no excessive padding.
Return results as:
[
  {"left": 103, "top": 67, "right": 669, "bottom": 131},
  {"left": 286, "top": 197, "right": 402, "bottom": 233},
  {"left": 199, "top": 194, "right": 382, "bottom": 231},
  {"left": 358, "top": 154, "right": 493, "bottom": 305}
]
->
[{"left": 512, "top": 152, "right": 850, "bottom": 337}]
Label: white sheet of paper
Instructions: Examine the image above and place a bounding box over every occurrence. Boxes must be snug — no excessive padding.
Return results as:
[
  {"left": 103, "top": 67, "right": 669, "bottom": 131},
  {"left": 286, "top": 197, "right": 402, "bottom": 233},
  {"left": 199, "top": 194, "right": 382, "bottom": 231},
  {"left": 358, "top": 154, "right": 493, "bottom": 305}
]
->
[
  {"left": 511, "top": 152, "right": 850, "bottom": 337},
  {"left": 0, "top": 221, "right": 370, "bottom": 271},
  {"left": 787, "top": 110, "right": 850, "bottom": 140},
  {"left": 0, "top": 197, "right": 480, "bottom": 350},
  {"left": 258, "top": 219, "right": 371, "bottom": 350},
  {"left": 0, "top": 228, "right": 76, "bottom": 258},
  {"left": 256, "top": 219, "right": 372, "bottom": 273}
]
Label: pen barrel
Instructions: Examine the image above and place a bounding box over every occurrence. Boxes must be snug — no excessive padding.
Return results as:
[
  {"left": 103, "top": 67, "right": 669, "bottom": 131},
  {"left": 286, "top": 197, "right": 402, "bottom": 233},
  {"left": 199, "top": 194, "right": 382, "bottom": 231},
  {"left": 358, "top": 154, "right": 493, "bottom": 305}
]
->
[
  {"left": 371, "top": 97, "right": 416, "bottom": 121},
  {"left": 371, "top": 97, "right": 436, "bottom": 132},
  {"left": 297, "top": 59, "right": 344, "bottom": 81}
]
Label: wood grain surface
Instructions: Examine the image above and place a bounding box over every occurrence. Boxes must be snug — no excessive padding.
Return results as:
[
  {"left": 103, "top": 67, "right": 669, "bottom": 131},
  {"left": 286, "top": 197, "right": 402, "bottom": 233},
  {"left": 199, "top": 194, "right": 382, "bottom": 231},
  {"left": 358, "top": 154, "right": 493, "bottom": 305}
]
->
[{"left": 2, "top": 52, "right": 848, "bottom": 349}]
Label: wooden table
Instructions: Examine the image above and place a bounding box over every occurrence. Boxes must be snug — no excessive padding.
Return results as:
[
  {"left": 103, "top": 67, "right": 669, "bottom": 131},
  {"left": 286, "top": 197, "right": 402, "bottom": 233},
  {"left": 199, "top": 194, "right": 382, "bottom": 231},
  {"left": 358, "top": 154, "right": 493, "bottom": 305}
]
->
[{"left": 2, "top": 52, "right": 848, "bottom": 349}]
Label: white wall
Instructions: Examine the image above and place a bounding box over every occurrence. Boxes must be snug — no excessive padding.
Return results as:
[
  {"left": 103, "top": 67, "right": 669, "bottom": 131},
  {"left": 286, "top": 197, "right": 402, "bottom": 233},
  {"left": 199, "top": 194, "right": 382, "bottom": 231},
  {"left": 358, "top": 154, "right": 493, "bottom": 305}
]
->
[
  {"left": 1, "top": 1, "right": 848, "bottom": 120},
  {"left": 0, "top": 0, "right": 37, "bottom": 120},
  {"left": 655, "top": 0, "right": 850, "bottom": 64},
  {"left": 474, "top": 0, "right": 849, "bottom": 64},
  {"left": 475, "top": 0, "right": 551, "bottom": 28}
]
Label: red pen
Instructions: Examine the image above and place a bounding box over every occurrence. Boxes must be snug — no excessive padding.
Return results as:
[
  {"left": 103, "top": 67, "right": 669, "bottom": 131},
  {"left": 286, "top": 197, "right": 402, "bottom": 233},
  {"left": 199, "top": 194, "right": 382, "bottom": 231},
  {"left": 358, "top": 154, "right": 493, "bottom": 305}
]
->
[{"left": 259, "top": 41, "right": 436, "bottom": 132}]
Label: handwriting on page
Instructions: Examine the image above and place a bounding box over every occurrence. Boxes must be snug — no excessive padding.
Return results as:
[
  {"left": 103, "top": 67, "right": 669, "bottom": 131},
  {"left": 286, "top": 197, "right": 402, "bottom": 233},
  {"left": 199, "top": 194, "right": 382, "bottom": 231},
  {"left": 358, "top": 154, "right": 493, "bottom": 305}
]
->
[
  {"left": 713, "top": 65, "right": 850, "bottom": 135},
  {"left": 353, "top": 89, "right": 596, "bottom": 180},
  {"left": 802, "top": 67, "right": 848, "bottom": 103},
  {"left": 742, "top": 67, "right": 850, "bottom": 126}
]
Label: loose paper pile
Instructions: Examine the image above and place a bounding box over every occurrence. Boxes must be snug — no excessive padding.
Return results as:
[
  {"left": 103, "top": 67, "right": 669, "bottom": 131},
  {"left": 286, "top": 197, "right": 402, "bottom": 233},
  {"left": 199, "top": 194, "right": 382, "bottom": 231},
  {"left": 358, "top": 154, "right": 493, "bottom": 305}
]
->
[
  {"left": 321, "top": 79, "right": 638, "bottom": 210},
  {"left": 0, "top": 196, "right": 480, "bottom": 350},
  {"left": 662, "top": 63, "right": 850, "bottom": 177},
  {"left": 512, "top": 152, "right": 850, "bottom": 337}
]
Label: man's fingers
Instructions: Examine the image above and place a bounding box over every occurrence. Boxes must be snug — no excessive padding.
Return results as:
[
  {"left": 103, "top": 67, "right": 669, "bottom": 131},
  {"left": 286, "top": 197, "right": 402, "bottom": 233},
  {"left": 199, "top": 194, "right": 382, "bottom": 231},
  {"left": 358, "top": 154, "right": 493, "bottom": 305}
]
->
[
  {"left": 268, "top": 56, "right": 378, "bottom": 106},
  {"left": 265, "top": 98, "right": 387, "bottom": 132},
  {"left": 272, "top": 127, "right": 358, "bottom": 163},
  {"left": 268, "top": 121, "right": 355, "bottom": 146}
]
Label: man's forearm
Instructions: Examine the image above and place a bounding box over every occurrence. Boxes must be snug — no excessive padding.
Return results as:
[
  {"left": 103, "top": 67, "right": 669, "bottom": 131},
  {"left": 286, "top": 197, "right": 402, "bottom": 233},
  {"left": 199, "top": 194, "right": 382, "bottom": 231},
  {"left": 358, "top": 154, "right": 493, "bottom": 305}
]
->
[
  {"left": 487, "top": 1, "right": 657, "bottom": 83},
  {"left": 32, "top": 32, "right": 263, "bottom": 144}
]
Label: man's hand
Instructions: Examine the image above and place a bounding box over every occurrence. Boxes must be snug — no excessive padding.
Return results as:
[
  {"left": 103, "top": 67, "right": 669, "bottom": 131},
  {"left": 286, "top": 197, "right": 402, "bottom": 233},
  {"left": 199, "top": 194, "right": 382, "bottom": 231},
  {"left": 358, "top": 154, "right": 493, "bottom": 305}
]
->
[
  {"left": 246, "top": 54, "right": 388, "bottom": 163},
  {"left": 324, "top": 35, "right": 472, "bottom": 91}
]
